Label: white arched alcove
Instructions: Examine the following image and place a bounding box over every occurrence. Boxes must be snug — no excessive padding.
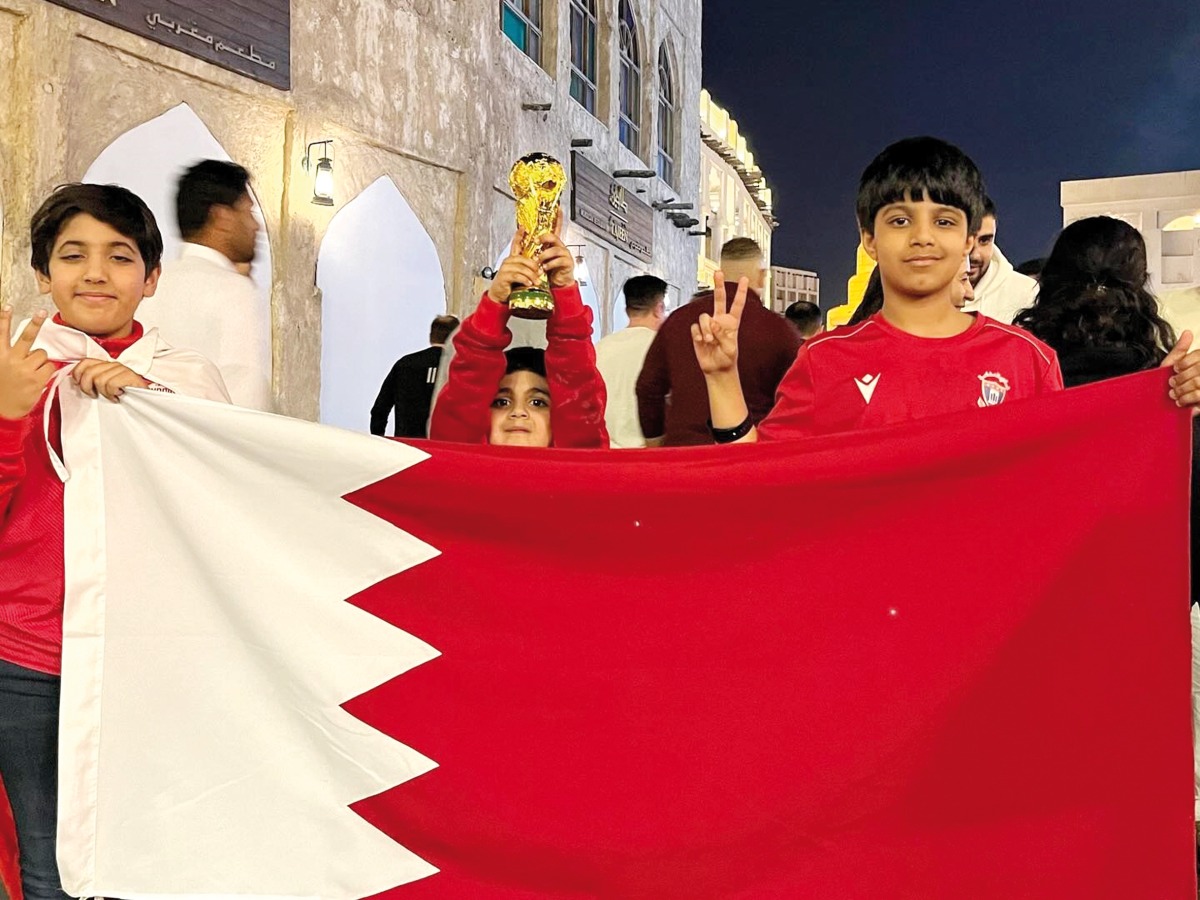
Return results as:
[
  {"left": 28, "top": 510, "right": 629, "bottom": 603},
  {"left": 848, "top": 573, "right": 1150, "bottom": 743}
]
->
[
  {"left": 611, "top": 288, "right": 630, "bottom": 333},
  {"left": 83, "top": 103, "right": 274, "bottom": 408},
  {"left": 83, "top": 103, "right": 273, "bottom": 293},
  {"left": 318, "top": 176, "right": 447, "bottom": 431}
]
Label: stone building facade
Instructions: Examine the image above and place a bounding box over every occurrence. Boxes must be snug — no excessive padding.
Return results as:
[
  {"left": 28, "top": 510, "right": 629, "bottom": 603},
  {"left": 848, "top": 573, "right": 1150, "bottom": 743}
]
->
[
  {"left": 696, "top": 89, "right": 774, "bottom": 290},
  {"left": 0, "top": 0, "right": 702, "bottom": 423}
]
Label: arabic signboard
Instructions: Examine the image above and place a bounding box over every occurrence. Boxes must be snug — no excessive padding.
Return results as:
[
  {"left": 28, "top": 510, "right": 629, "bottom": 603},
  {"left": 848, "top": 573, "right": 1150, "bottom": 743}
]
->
[
  {"left": 571, "top": 153, "right": 655, "bottom": 264},
  {"left": 44, "top": 0, "right": 290, "bottom": 90}
]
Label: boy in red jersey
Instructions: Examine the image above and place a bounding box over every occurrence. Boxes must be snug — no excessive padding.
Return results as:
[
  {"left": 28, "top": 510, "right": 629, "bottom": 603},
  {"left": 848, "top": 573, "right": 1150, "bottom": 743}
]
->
[
  {"left": 692, "top": 137, "right": 1200, "bottom": 442},
  {"left": 0, "top": 184, "right": 228, "bottom": 900}
]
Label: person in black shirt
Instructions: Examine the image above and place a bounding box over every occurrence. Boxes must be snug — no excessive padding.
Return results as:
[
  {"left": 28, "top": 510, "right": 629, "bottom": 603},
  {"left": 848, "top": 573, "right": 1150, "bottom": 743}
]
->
[{"left": 371, "top": 315, "right": 459, "bottom": 438}]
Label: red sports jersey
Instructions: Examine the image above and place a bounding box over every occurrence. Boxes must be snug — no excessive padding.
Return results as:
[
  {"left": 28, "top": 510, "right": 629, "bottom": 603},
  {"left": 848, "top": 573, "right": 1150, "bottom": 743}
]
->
[{"left": 758, "top": 313, "right": 1063, "bottom": 440}]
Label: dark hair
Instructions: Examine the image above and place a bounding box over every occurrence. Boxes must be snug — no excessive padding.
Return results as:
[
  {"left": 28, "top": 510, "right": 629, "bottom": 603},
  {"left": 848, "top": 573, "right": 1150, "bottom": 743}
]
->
[
  {"left": 848, "top": 268, "right": 884, "bottom": 326},
  {"left": 31, "top": 183, "right": 163, "bottom": 276},
  {"left": 983, "top": 196, "right": 997, "bottom": 219},
  {"left": 784, "top": 300, "right": 822, "bottom": 337},
  {"left": 177, "top": 159, "right": 251, "bottom": 240},
  {"left": 1015, "top": 257, "right": 1046, "bottom": 279},
  {"left": 504, "top": 346, "right": 547, "bottom": 378},
  {"left": 1014, "top": 216, "right": 1175, "bottom": 369},
  {"left": 430, "top": 315, "right": 460, "bottom": 345},
  {"left": 623, "top": 275, "right": 667, "bottom": 313},
  {"left": 856, "top": 136, "right": 987, "bottom": 235}
]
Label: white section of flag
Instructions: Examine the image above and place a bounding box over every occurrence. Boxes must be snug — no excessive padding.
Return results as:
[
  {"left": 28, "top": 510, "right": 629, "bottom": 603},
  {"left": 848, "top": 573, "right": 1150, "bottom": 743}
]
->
[{"left": 55, "top": 389, "right": 441, "bottom": 900}]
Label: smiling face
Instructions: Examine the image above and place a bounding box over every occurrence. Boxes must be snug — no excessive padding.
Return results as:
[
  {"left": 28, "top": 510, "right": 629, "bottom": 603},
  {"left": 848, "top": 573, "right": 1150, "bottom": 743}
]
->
[
  {"left": 862, "top": 194, "right": 974, "bottom": 304},
  {"left": 35, "top": 212, "right": 159, "bottom": 339},
  {"left": 968, "top": 214, "right": 997, "bottom": 286},
  {"left": 489, "top": 369, "right": 552, "bottom": 447}
]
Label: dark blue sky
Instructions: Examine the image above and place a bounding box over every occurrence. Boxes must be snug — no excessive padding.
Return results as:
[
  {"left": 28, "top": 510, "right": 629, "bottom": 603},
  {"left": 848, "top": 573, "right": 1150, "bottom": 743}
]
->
[{"left": 702, "top": 0, "right": 1200, "bottom": 305}]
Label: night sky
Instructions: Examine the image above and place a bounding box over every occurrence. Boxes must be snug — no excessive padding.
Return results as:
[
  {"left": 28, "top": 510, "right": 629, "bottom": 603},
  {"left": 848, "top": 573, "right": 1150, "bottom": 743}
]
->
[{"left": 702, "top": 0, "right": 1200, "bottom": 306}]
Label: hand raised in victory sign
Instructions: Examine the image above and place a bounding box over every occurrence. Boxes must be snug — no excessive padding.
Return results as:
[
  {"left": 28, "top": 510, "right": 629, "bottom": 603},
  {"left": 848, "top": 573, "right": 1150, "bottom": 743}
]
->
[
  {"left": 0, "top": 307, "right": 56, "bottom": 421},
  {"left": 691, "top": 272, "right": 749, "bottom": 377},
  {"left": 488, "top": 230, "right": 544, "bottom": 306}
]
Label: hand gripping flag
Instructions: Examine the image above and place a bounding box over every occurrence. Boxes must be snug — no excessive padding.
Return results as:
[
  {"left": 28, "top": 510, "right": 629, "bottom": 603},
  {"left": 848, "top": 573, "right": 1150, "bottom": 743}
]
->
[{"left": 38, "top": 369, "right": 1197, "bottom": 899}]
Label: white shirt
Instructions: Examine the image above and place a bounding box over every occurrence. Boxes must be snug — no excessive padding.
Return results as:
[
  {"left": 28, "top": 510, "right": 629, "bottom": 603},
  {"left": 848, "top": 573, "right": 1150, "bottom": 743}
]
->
[
  {"left": 141, "top": 243, "right": 272, "bottom": 410},
  {"left": 595, "top": 326, "right": 657, "bottom": 449},
  {"left": 965, "top": 245, "right": 1038, "bottom": 325}
]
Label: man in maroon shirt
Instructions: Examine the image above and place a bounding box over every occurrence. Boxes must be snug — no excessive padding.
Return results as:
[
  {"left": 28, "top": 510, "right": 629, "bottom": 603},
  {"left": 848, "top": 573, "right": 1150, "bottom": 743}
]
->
[{"left": 636, "top": 238, "right": 800, "bottom": 446}]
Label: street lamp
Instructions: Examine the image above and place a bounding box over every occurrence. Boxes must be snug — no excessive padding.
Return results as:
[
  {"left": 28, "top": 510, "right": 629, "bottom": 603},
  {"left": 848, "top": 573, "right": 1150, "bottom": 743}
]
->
[{"left": 303, "top": 140, "right": 335, "bottom": 207}]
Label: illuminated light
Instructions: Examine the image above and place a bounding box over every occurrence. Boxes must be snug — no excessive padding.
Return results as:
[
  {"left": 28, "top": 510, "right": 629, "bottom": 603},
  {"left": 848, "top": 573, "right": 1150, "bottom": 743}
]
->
[
  {"left": 312, "top": 159, "right": 334, "bottom": 206},
  {"left": 303, "top": 139, "right": 335, "bottom": 207}
]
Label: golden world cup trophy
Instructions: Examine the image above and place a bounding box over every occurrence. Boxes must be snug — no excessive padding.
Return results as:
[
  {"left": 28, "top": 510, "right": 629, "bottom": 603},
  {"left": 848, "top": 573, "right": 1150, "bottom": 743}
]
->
[{"left": 507, "top": 152, "right": 567, "bottom": 320}]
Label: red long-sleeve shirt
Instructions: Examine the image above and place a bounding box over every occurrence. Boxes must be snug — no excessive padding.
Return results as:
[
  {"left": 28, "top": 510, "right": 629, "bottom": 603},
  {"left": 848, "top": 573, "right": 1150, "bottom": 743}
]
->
[
  {"left": 0, "top": 325, "right": 148, "bottom": 675},
  {"left": 430, "top": 283, "right": 609, "bottom": 448}
]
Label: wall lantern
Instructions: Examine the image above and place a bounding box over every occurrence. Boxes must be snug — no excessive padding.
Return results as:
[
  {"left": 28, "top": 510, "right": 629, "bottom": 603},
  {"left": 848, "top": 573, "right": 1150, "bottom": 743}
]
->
[{"left": 302, "top": 140, "right": 335, "bottom": 207}]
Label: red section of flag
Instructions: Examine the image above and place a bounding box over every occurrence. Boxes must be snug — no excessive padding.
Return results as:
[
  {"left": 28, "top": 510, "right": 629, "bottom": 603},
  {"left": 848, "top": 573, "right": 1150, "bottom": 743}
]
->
[{"left": 345, "top": 370, "right": 1191, "bottom": 898}]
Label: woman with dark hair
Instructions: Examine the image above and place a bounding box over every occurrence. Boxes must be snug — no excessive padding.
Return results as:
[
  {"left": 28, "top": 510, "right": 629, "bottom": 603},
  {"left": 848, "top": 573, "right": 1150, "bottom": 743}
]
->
[
  {"left": 1015, "top": 216, "right": 1200, "bottom": 841},
  {"left": 1014, "top": 216, "right": 1176, "bottom": 385}
]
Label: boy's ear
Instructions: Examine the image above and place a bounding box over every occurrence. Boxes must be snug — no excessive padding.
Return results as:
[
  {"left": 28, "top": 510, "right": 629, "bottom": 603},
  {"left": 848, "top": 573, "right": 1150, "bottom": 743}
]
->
[
  {"left": 142, "top": 265, "right": 162, "bottom": 298},
  {"left": 861, "top": 230, "right": 878, "bottom": 262},
  {"left": 34, "top": 268, "right": 53, "bottom": 295}
]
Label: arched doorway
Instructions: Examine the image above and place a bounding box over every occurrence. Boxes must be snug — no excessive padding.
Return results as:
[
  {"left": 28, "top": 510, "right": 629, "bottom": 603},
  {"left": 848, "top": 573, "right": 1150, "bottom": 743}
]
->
[
  {"left": 318, "top": 176, "right": 447, "bottom": 431},
  {"left": 82, "top": 103, "right": 273, "bottom": 400}
]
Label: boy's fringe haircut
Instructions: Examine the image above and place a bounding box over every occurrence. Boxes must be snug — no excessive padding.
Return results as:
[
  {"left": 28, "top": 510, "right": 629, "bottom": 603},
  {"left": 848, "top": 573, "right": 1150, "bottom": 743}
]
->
[{"left": 856, "top": 137, "right": 987, "bottom": 235}]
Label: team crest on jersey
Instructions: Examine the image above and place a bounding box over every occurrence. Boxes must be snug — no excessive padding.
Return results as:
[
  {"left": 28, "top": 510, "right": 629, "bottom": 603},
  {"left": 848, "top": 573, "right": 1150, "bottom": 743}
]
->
[{"left": 977, "top": 372, "right": 1011, "bottom": 407}]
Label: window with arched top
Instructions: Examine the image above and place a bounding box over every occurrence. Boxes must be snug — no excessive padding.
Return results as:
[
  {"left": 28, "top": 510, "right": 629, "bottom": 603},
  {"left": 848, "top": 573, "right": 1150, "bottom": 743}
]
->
[
  {"left": 569, "top": 0, "right": 599, "bottom": 114},
  {"left": 500, "top": 0, "right": 542, "bottom": 65},
  {"left": 618, "top": 0, "right": 642, "bottom": 154},
  {"left": 656, "top": 42, "right": 677, "bottom": 185}
]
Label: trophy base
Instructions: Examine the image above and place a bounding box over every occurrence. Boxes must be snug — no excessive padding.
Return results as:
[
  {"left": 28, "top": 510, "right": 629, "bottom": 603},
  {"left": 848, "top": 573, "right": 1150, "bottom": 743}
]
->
[{"left": 508, "top": 288, "right": 554, "bottom": 320}]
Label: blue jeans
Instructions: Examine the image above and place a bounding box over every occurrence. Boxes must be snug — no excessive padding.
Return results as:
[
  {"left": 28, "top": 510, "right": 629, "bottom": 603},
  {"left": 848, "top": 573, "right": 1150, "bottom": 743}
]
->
[{"left": 0, "top": 658, "right": 69, "bottom": 900}]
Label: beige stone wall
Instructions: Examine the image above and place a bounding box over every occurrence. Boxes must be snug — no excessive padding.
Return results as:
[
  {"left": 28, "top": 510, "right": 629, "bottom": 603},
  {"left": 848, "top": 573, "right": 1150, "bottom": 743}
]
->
[{"left": 0, "top": 0, "right": 702, "bottom": 419}]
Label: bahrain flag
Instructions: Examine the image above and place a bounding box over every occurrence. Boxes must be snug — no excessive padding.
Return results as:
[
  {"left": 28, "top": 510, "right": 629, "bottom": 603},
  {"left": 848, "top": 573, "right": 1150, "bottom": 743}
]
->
[{"left": 28, "top": 369, "right": 1197, "bottom": 899}]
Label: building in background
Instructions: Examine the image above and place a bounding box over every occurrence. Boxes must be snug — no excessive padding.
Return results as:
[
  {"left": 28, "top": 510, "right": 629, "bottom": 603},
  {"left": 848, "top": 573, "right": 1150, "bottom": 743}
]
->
[
  {"left": 697, "top": 89, "right": 776, "bottom": 291},
  {"left": 770, "top": 266, "right": 819, "bottom": 313},
  {"left": 1061, "top": 171, "right": 1200, "bottom": 295},
  {"left": 0, "top": 0, "right": 702, "bottom": 426}
]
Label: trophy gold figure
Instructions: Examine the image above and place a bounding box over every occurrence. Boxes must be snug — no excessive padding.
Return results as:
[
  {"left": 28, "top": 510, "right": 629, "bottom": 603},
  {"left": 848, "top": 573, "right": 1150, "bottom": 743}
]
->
[{"left": 507, "top": 153, "right": 567, "bottom": 320}]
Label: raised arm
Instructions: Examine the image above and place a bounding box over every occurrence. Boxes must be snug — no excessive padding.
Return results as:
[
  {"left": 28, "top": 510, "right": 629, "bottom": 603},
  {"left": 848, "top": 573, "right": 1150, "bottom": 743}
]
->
[
  {"left": 429, "top": 235, "right": 541, "bottom": 443},
  {"left": 0, "top": 309, "right": 56, "bottom": 519},
  {"left": 539, "top": 233, "right": 608, "bottom": 449},
  {"left": 692, "top": 274, "right": 758, "bottom": 444}
]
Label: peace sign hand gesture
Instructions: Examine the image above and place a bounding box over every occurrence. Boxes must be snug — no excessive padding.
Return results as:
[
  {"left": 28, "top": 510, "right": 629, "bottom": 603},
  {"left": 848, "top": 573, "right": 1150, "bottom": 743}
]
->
[
  {"left": 0, "top": 307, "right": 56, "bottom": 421},
  {"left": 691, "top": 273, "right": 749, "bottom": 376}
]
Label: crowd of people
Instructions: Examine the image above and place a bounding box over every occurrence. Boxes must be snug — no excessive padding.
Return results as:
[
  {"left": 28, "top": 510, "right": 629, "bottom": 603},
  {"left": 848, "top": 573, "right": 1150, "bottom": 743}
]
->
[{"left": 3, "top": 133, "right": 1200, "bottom": 898}]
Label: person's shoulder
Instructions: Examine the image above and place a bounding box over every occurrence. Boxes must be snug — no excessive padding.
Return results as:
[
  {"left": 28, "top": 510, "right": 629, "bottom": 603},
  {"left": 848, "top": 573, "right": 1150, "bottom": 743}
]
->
[
  {"left": 976, "top": 317, "right": 1057, "bottom": 365},
  {"left": 801, "top": 318, "right": 880, "bottom": 356}
]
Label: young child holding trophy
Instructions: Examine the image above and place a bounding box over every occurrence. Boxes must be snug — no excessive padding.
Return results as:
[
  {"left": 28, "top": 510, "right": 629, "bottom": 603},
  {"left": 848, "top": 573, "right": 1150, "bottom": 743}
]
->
[{"left": 429, "top": 154, "right": 608, "bottom": 448}]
